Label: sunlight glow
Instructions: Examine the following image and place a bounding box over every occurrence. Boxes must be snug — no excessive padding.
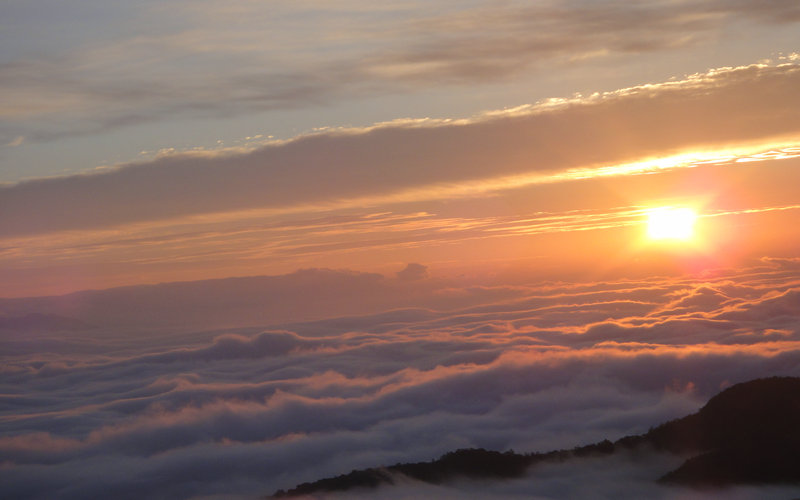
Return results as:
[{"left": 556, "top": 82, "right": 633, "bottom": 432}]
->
[{"left": 646, "top": 207, "right": 697, "bottom": 240}]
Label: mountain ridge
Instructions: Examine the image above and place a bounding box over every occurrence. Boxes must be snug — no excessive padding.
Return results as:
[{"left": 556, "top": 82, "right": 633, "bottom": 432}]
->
[{"left": 270, "top": 376, "right": 800, "bottom": 497}]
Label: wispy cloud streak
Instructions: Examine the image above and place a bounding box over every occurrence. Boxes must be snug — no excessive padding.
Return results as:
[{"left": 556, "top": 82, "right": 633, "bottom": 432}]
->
[
  {"left": 3, "top": 1, "right": 800, "bottom": 145},
  {"left": 2, "top": 62, "right": 800, "bottom": 240}
]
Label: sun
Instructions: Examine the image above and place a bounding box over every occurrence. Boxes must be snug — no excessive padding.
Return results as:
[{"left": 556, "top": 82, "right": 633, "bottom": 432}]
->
[{"left": 646, "top": 207, "right": 697, "bottom": 241}]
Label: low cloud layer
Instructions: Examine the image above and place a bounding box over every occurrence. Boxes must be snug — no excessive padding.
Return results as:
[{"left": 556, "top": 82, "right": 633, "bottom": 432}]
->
[{"left": 2, "top": 260, "right": 800, "bottom": 499}]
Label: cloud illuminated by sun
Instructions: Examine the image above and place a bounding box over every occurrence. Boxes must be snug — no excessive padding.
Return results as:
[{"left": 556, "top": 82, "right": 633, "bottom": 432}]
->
[{"left": 646, "top": 207, "right": 697, "bottom": 241}]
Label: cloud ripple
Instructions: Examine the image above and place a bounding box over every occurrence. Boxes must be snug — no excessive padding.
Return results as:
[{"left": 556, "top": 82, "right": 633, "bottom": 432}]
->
[{"left": 2, "top": 261, "right": 800, "bottom": 498}]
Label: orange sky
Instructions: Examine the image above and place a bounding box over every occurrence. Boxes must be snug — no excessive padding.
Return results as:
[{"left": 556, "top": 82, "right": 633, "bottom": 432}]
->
[
  {"left": 3, "top": 5, "right": 800, "bottom": 497},
  {"left": 2, "top": 117, "right": 800, "bottom": 296},
  {"left": 1, "top": 12, "right": 800, "bottom": 299}
]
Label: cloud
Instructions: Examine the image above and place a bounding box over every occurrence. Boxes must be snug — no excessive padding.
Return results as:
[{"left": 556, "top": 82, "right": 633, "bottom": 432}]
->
[
  {"left": 2, "top": 261, "right": 800, "bottom": 498},
  {"left": 2, "top": 62, "right": 800, "bottom": 239},
  {"left": 3, "top": 4, "right": 800, "bottom": 498},
  {"left": 4, "top": 0, "right": 800, "bottom": 146},
  {"left": 396, "top": 263, "right": 428, "bottom": 281},
  {"left": 4, "top": 135, "right": 24, "bottom": 147}
]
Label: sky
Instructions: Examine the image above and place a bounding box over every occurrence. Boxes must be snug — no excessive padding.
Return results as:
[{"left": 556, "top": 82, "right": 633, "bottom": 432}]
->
[{"left": 2, "top": 1, "right": 800, "bottom": 499}]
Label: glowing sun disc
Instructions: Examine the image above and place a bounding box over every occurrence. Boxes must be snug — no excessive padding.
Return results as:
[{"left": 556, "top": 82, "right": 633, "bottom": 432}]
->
[{"left": 646, "top": 207, "right": 697, "bottom": 240}]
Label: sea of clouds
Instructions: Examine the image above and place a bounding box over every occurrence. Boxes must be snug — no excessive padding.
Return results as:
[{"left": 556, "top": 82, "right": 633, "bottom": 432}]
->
[{"left": 3, "top": 260, "right": 800, "bottom": 499}]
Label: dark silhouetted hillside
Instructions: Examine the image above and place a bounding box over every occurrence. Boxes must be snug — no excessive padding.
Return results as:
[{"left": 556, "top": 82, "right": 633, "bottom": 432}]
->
[
  {"left": 642, "top": 376, "right": 800, "bottom": 454},
  {"left": 652, "top": 376, "right": 800, "bottom": 486},
  {"left": 269, "top": 377, "right": 800, "bottom": 497},
  {"left": 660, "top": 440, "right": 800, "bottom": 486},
  {"left": 271, "top": 445, "right": 615, "bottom": 498}
]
